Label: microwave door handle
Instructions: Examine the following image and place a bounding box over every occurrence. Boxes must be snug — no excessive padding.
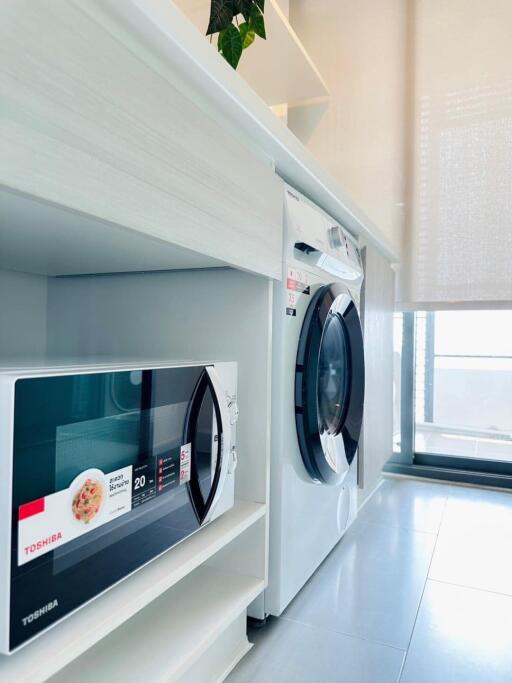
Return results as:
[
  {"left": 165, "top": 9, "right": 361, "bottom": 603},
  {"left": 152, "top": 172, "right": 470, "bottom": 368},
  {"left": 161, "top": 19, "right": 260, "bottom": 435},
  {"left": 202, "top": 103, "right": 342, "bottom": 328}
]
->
[
  {"left": 202, "top": 367, "right": 232, "bottom": 525},
  {"left": 183, "top": 373, "right": 206, "bottom": 524}
]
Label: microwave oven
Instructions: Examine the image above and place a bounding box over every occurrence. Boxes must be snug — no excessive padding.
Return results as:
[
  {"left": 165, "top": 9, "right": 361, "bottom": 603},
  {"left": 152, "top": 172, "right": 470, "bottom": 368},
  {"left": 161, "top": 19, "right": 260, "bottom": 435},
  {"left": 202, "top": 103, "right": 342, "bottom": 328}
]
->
[{"left": 0, "top": 360, "right": 238, "bottom": 653}]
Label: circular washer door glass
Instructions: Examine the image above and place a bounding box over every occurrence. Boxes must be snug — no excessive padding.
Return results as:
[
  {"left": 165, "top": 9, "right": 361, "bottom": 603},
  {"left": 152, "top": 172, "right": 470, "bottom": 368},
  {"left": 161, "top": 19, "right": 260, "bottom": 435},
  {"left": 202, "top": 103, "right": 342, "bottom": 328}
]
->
[{"left": 317, "top": 313, "right": 350, "bottom": 436}]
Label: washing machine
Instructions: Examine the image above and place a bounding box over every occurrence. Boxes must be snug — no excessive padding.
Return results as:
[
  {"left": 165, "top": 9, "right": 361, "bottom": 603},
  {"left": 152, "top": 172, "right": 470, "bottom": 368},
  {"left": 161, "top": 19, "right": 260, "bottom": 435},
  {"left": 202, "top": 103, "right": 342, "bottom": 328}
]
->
[{"left": 258, "top": 185, "right": 365, "bottom": 618}]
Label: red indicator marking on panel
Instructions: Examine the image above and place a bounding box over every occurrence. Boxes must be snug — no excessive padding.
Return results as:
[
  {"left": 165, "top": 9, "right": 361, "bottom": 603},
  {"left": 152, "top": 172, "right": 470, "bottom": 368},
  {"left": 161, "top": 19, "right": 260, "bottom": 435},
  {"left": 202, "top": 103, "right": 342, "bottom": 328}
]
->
[{"left": 19, "top": 498, "right": 45, "bottom": 521}]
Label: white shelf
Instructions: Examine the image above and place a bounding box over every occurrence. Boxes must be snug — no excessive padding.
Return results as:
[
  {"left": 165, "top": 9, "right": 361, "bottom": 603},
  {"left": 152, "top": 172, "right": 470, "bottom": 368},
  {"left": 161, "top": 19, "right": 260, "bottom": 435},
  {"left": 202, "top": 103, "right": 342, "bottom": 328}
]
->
[
  {"left": 174, "top": 0, "right": 328, "bottom": 106},
  {"left": 0, "top": 500, "right": 265, "bottom": 683},
  {"left": 0, "top": 187, "right": 225, "bottom": 277},
  {"left": 1, "top": 2, "right": 284, "bottom": 280},
  {"left": 1, "top": 0, "right": 397, "bottom": 282},
  {"left": 49, "top": 567, "right": 263, "bottom": 683},
  {"left": 80, "top": 0, "right": 398, "bottom": 261}
]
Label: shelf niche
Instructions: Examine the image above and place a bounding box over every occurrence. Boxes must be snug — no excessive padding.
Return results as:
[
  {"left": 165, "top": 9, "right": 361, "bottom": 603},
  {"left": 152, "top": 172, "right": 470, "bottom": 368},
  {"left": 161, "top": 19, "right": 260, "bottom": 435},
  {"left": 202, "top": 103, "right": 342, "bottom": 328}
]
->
[{"left": 174, "top": 0, "right": 329, "bottom": 107}]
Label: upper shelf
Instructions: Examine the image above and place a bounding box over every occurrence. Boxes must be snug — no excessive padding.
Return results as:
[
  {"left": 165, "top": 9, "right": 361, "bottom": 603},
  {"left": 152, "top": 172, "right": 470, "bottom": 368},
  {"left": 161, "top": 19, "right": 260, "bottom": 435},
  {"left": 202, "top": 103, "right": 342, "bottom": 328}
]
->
[
  {"left": 1, "top": 0, "right": 398, "bottom": 271},
  {"left": 173, "top": 0, "right": 329, "bottom": 106},
  {"left": 81, "top": 0, "right": 398, "bottom": 262},
  {"left": 0, "top": 0, "right": 284, "bottom": 280}
]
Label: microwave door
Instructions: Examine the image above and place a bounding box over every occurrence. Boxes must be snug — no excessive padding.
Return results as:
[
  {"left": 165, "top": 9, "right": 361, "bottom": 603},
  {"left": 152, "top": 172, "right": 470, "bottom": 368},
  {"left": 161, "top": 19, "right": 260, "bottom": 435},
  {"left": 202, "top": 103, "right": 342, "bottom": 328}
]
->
[
  {"left": 9, "top": 364, "right": 220, "bottom": 652},
  {"left": 184, "top": 368, "right": 231, "bottom": 525}
]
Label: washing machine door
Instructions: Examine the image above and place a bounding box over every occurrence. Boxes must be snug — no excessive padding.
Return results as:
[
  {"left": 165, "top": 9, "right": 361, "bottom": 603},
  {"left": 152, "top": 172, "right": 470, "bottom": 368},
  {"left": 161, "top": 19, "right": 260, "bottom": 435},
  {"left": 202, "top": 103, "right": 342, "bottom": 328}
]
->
[
  {"left": 183, "top": 367, "right": 232, "bottom": 524},
  {"left": 295, "top": 283, "right": 365, "bottom": 485}
]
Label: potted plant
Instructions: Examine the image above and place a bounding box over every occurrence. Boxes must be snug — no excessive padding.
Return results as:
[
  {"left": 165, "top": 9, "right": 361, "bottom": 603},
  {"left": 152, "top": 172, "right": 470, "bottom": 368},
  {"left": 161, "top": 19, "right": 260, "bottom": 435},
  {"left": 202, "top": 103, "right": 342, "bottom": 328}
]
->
[{"left": 206, "top": 0, "right": 266, "bottom": 69}]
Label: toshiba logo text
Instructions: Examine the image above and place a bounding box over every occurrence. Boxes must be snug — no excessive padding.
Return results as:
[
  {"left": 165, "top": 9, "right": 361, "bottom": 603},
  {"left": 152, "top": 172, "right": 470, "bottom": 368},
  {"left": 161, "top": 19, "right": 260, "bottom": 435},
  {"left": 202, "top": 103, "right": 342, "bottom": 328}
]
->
[
  {"left": 24, "top": 532, "right": 63, "bottom": 557},
  {"left": 22, "top": 600, "right": 59, "bottom": 627}
]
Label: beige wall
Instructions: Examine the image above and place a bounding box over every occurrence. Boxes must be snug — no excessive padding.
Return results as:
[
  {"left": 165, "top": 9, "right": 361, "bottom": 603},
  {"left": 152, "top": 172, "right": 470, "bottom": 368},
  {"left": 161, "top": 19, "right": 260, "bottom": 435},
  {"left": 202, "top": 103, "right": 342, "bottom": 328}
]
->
[
  {"left": 275, "top": 0, "right": 289, "bottom": 16},
  {"left": 288, "top": 0, "right": 408, "bottom": 256}
]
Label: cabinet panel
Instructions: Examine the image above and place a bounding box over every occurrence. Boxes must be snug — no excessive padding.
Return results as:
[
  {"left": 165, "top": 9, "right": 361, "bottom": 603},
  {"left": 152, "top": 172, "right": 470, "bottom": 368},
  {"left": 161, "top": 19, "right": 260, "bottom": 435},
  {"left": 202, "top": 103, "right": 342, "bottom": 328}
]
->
[
  {"left": 358, "top": 244, "right": 395, "bottom": 504},
  {"left": 0, "top": 1, "right": 283, "bottom": 278}
]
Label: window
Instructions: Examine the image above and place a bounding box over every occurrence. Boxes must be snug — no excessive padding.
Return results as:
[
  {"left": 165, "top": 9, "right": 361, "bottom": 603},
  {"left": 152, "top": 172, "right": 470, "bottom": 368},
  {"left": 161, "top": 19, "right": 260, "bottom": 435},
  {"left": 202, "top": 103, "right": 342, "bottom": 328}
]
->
[
  {"left": 387, "top": 310, "right": 512, "bottom": 487},
  {"left": 414, "top": 311, "right": 512, "bottom": 462}
]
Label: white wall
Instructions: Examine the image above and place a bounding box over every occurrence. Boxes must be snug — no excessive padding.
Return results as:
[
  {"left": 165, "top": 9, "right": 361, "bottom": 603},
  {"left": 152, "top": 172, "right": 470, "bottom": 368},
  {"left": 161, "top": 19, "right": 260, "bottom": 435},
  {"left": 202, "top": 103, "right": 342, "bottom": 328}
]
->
[
  {"left": 0, "top": 268, "right": 47, "bottom": 359},
  {"left": 288, "top": 0, "right": 408, "bottom": 256},
  {"left": 46, "top": 269, "right": 273, "bottom": 505}
]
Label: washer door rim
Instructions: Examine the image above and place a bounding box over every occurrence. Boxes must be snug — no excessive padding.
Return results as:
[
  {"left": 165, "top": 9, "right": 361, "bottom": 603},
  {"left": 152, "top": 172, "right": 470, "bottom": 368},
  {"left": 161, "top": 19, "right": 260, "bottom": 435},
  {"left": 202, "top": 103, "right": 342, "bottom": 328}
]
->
[{"left": 295, "top": 282, "right": 365, "bottom": 486}]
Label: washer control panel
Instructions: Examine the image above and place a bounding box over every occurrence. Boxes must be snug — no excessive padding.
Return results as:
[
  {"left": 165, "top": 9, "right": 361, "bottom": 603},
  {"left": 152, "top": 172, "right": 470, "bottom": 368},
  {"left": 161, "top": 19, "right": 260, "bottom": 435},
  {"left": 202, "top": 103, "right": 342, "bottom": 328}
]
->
[{"left": 285, "top": 184, "right": 363, "bottom": 278}]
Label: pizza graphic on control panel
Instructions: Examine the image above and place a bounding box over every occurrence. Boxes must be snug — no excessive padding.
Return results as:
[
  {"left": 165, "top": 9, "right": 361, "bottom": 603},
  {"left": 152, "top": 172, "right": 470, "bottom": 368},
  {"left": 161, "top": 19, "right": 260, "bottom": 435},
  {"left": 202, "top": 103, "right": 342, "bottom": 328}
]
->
[{"left": 71, "top": 478, "right": 104, "bottom": 524}]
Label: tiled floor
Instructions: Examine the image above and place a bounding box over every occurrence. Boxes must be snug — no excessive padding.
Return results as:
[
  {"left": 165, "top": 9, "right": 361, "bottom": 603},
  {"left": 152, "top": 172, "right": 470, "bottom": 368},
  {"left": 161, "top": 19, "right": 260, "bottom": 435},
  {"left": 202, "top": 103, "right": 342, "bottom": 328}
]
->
[{"left": 229, "top": 477, "right": 512, "bottom": 682}]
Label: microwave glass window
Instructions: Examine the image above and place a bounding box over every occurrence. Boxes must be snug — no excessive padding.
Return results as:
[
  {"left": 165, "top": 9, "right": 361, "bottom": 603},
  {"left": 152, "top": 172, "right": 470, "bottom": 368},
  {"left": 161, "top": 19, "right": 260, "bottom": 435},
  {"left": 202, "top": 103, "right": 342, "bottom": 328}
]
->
[{"left": 55, "top": 412, "right": 141, "bottom": 491}]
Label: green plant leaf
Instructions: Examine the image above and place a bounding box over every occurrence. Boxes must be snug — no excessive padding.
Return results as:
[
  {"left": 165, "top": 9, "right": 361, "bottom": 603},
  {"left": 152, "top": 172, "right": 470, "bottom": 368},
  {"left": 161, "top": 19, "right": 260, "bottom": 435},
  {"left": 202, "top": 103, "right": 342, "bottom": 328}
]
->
[
  {"left": 254, "top": 0, "right": 265, "bottom": 11},
  {"left": 217, "top": 28, "right": 226, "bottom": 51},
  {"left": 239, "top": 21, "right": 255, "bottom": 49},
  {"left": 249, "top": 3, "right": 266, "bottom": 39},
  {"left": 206, "top": 0, "right": 235, "bottom": 35},
  {"left": 219, "top": 24, "right": 243, "bottom": 69},
  {"left": 232, "top": 0, "right": 252, "bottom": 21}
]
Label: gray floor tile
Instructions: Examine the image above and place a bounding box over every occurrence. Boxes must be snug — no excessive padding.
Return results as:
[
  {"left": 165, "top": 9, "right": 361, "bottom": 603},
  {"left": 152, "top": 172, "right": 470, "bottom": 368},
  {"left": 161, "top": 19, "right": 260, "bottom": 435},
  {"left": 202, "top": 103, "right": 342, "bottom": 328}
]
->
[
  {"left": 282, "top": 521, "right": 436, "bottom": 649},
  {"left": 400, "top": 580, "right": 512, "bottom": 683},
  {"left": 230, "top": 480, "right": 512, "bottom": 683},
  {"left": 228, "top": 618, "right": 404, "bottom": 683},
  {"left": 357, "top": 478, "right": 449, "bottom": 533},
  {"left": 429, "top": 486, "right": 512, "bottom": 595}
]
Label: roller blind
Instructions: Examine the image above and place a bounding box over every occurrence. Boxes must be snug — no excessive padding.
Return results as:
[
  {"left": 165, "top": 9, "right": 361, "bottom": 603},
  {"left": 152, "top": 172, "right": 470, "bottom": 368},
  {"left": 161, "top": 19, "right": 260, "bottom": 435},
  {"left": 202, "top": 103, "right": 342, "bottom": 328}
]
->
[{"left": 400, "top": 0, "right": 512, "bottom": 309}]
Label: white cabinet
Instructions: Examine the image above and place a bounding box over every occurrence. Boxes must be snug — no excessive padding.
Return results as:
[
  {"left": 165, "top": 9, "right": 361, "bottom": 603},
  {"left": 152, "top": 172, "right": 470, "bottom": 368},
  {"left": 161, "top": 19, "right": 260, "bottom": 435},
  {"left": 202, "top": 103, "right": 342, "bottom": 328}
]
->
[
  {"left": 0, "top": 1, "right": 283, "bottom": 279},
  {"left": 0, "top": 268, "right": 274, "bottom": 682},
  {"left": 0, "top": 504, "right": 266, "bottom": 683}
]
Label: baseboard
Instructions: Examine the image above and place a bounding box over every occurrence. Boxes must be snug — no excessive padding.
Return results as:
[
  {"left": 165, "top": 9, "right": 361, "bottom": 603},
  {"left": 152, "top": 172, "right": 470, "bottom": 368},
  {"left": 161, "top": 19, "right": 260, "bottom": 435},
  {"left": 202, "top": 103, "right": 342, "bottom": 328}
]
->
[{"left": 357, "top": 475, "right": 385, "bottom": 512}]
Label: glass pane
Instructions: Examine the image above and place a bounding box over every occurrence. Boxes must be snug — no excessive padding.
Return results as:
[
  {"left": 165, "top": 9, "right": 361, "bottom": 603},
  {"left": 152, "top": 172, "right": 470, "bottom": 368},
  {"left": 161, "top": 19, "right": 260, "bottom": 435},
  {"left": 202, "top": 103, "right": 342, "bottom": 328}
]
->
[
  {"left": 317, "top": 313, "right": 349, "bottom": 435},
  {"left": 194, "top": 385, "right": 219, "bottom": 503},
  {"left": 13, "top": 367, "right": 203, "bottom": 572},
  {"left": 414, "top": 310, "right": 512, "bottom": 462},
  {"left": 435, "top": 311, "right": 512, "bottom": 357}
]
